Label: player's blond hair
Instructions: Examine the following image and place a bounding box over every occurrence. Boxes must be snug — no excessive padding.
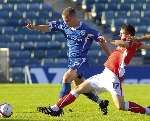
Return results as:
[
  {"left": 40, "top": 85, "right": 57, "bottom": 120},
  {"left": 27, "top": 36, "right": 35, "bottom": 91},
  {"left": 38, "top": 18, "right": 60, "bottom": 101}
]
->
[{"left": 62, "top": 7, "right": 76, "bottom": 17}]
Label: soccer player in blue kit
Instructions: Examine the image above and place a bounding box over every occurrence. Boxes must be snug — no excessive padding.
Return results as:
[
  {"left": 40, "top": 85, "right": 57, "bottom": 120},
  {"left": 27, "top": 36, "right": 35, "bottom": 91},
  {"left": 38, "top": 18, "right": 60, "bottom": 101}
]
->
[{"left": 26, "top": 7, "right": 111, "bottom": 115}]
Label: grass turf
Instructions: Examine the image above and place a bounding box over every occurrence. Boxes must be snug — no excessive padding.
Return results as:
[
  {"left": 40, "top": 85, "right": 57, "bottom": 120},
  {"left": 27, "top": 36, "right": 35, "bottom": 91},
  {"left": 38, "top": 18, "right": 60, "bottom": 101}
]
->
[{"left": 0, "top": 84, "right": 150, "bottom": 121}]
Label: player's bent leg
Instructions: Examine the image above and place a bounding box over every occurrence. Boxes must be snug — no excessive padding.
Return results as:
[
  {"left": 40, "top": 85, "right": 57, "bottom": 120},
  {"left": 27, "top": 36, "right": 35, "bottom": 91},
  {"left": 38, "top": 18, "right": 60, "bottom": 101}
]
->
[
  {"left": 41, "top": 81, "right": 94, "bottom": 116},
  {"left": 73, "top": 77, "right": 109, "bottom": 115},
  {"left": 111, "top": 93, "right": 124, "bottom": 110},
  {"left": 111, "top": 93, "right": 150, "bottom": 115},
  {"left": 59, "top": 69, "right": 78, "bottom": 98}
]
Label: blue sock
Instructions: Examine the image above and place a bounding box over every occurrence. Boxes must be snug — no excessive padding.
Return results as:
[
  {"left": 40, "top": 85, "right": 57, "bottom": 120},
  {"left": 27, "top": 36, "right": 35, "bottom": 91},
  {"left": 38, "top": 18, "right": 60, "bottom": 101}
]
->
[
  {"left": 59, "top": 83, "right": 71, "bottom": 98},
  {"left": 83, "top": 92, "right": 102, "bottom": 104}
]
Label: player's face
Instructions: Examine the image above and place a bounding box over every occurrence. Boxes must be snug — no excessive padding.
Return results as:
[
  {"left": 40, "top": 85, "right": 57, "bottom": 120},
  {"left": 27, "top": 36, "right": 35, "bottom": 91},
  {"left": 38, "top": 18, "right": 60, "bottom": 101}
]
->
[
  {"left": 120, "top": 28, "right": 129, "bottom": 40},
  {"left": 62, "top": 14, "right": 73, "bottom": 27}
]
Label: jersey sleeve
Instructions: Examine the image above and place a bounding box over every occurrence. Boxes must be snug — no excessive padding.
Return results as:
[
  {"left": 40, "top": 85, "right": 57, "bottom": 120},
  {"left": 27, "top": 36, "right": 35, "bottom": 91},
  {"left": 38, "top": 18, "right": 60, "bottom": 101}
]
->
[
  {"left": 89, "top": 28, "right": 102, "bottom": 42},
  {"left": 130, "top": 41, "right": 143, "bottom": 49},
  {"left": 48, "top": 20, "right": 62, "bottom": 32}
]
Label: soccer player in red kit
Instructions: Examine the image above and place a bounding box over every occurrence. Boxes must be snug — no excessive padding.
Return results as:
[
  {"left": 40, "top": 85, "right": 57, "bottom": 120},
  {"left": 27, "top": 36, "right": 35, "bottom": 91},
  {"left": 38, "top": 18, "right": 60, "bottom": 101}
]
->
[{"left": 40, "top": 24, "right": 150, "bottom": 116}]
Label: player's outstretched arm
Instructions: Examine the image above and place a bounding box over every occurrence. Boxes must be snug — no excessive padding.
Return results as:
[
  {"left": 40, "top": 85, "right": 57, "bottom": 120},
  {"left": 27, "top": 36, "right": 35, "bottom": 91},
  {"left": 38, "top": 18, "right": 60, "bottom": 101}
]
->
[
  {"left": 111, "top": 40, "right": 129, "bottom": 47},
  {"left": 128, "top": 35, "right": 150, "bottom": 41},
  {"left": 139, "top": 44, "right": 150, "bottom": 49},
  {"left": 26, "top": 22, "right": 49, "bottom": 32},
  {"left": 98, "top": 36, "right": 111, "bottom": 56}
]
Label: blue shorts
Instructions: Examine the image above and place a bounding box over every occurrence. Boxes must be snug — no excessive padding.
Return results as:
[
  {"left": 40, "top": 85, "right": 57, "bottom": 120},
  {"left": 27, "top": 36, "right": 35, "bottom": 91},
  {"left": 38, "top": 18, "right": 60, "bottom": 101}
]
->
[{"left": 68, "top": 58, "right": 90, "bottom": 79}]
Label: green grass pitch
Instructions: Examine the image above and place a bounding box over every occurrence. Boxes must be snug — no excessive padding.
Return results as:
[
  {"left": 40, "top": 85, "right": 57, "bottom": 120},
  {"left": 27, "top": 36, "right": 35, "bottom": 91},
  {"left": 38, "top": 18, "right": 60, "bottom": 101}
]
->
[{"left": 0, "top": 84, "right": 150, "bottom": 121}]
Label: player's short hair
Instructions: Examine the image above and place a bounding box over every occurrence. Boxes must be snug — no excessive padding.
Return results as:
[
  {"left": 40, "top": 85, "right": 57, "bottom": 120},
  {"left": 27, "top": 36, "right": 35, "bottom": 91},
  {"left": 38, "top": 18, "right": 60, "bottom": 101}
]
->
[
  {"left": 121, "top": 24, "right": 135, "bottom": 36},
  {"left": 62, "top": 7, "right": 76, "bottom": 17}
]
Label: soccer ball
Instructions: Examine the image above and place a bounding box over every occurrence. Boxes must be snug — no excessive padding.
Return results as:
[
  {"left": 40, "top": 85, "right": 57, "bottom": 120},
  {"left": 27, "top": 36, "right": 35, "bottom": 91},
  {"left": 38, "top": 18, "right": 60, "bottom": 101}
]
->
[{"left": 0, "top": 103, "right": 13, "bottom": 118}]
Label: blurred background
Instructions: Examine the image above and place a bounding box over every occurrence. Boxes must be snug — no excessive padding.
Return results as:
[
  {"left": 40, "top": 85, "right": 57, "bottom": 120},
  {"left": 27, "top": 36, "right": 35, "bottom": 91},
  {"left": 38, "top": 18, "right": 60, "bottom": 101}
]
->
[{"left": 0, "top": 0, "right": 150, "bottom": 84}]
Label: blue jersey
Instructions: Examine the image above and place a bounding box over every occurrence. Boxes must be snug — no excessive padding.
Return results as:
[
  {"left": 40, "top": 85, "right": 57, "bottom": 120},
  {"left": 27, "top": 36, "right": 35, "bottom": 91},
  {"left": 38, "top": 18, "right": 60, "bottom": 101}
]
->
[
  {"left": 48, "top": 20, "right": 101, "bottom": 78},
  {"left": 48, "top": 20, "right": 101, "bottom": 58}
]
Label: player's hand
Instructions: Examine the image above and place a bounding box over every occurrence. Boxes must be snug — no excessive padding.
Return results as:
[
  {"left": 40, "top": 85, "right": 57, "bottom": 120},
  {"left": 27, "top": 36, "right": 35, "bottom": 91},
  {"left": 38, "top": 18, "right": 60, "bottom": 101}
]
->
[
  {"left": 26, "top": 22, "right": 34, "bottom": 30},
  {"left": 98, "top": 36, "right": 107, "bottom": 43}
]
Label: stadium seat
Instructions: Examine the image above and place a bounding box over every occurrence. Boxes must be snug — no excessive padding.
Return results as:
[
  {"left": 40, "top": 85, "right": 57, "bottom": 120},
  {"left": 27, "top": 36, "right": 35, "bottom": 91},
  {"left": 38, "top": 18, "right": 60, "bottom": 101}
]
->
[
  {"left": 119, "top": 4, "right": 131, "bottom": 11},
  {"left": 42, "top": 3, "right": 52, "bottom": 11},
  {"left": 25, "top": 12, "right": 39, "bottom": 19},
  {"left": 10, "top": 11, "right": 23, "bottom": 19},
  {"left": 133, "top": 4, "right": 144, "bottom": 11},
  {"left": 126, "top": 18, "right": 140, "bottom": 26},
  {"left": 1, "top": 27, "right": 16, "bottom": 35},
  {"left": 0, "top": 11, "right": 10, "bottom": 18},
  {"left": 128, "top": 11, "right": 141, "bottom": 18},
  {"left": 82, "top": 0, "right": 95, "bottom": 12},
  {"left": 28, "top": 3, "right": 42, "bottom": 11},
  {"left": 22, "top": 42, "right": 35, "bottom": 50},
  {"left": 13, "top": 35, "right": 26, "bottom": 42},
  {"left": 1, "top": 4, "right": 14, "bottom": 11},
  {"left": 15, "top": 4, "right": 29, "bottom": 11},
  {"left": 46, "top": 50, "right": 67, "bottom": 58},
  {"left": 0, "top": 19, "right": 7, "bottom": 26},
  {"left": 33, "top": 50, "right": 46, "bottom": 58},
  {"left": 107, "top": 3, "right": 119, "bottom": 11},
  {"left": 9, "top": 50, "right": 31, "bottom": 59},
  {"left": 116, "top": 11, "right": 127, "bottom": 18},
  {"left": 136, "top": 26, "right": 148, "bottom": 34}
]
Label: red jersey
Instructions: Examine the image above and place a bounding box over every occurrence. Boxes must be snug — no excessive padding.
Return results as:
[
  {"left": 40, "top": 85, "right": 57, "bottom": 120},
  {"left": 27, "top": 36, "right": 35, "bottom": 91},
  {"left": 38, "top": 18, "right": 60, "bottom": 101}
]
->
[{"left": 104, "top": 41, "right": 142, "bottom": 78}]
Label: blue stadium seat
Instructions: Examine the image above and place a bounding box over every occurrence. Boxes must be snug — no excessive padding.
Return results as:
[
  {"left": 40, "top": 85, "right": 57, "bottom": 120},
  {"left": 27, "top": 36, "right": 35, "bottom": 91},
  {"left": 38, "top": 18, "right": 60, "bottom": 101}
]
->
[
  {"left": 28, "top": 58, "right": 41, "bottom": 66},
  {"left": 144, "top": 10, "right": 150, "bottom": 17},
  {"left": 119, "top": 4, "right": 131, "bottom": 11},
  {"left": 126, "top": 18, "right": 140, "bottom": 26},
  {"left": 133, "top": 4, "right": 144, "bottom": 11},
  {"left": 113, "top": 18, "right": 125, "bottom": 27},
  {"left": 7, "top": 42, "right": 21, "bottom": 50},
  {"left": 0, "top": 19, "right": 7, "bottom": 26},
  {"left": 3, "top": 27, "right": 16, "bottom": 34},
  {"left": 1, "top": 4, "right": 14, "bottom": 11},
  {"left": 140, "top": 17, "right": 150, "bottom": 26},
  {"left": 35, "top": 41, "right": 62, "bottom": 49},
  {"left": 26, "top": 35, "right": 40, "bottom": 42},
  {"left": 46, "top": 50, "right": 67, "bottom": 58},
  {"left": 145, "top": 4, "right": 150, "bottom": 10},
  {"left": 51, "top": 12, "right": 61, "bottom": 19},
  {"left": 38, "top": 11, "right": 52, "bottom": 19},
  {"left": 22, "top": 42, "right": 35, "bottom": 50},
  {"left": 121, "top": 0, "right": 135, "bottom": 3},
  {"left": 25, "top": 12, "right": 39, "bottom": 19},
  {"left": 107, "top": 3, "right": 118, "bottom": 11},
  {"left": 33, "top": 50, "right": 46, "bottom": 58},
  {"left": 136, "top": 26, "right": 148, "bottom": 33},
  {"left": 43, "top": 58, "right": 67, "bottom": 67},
  {"left": 10, "top": 67, "right": 25, "bottom": 82},
  {"left": 11, "top": 11, "right": 23, "bottom": 19},
  {"left": 42, "top": 3, "right": 52, "bottom": 11},
  {"left": 104, "top": 11, "right": 116, "bottom": 19},
  {"left": 9, "top": 50, "right": 31, "bottom": 59},
  {"left": 82, "top": 0, "right": 95, "bottom": 12},
  {"left": 0, "top": 11, "right": 10, "bottom": 18},
  {"left": 116, "top": 11, "right": 127, "bottom": 18},
  {"left": 28, "top": 3, "right": 42, "bottom": 11},
  {"left": 35, "top": 42, "right": 50, "bottom": 50},
  {"left": 15, "top": 4, "right": 29, "bottom": 11},
  {"left": 13, "top": 35, "right": 26, "bottom": 42},
  {"left": 0, "top": 35, "right": 12, "bottom": 42},
  {"left": 39, "top": 35, "right": 52, "bottom": 41},
  {"left": 129, "top": 11, "right": 141, "bottom": 18}
]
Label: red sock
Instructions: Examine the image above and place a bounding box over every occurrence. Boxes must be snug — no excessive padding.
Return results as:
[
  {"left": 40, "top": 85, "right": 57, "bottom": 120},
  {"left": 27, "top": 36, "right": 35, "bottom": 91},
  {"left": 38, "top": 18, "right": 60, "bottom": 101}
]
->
[
  {"left": 128, "top": 101, "right": 146, "bottom": 114},
  {"left": 57, "top": 93, "right": 76, "bottom": 109}
]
